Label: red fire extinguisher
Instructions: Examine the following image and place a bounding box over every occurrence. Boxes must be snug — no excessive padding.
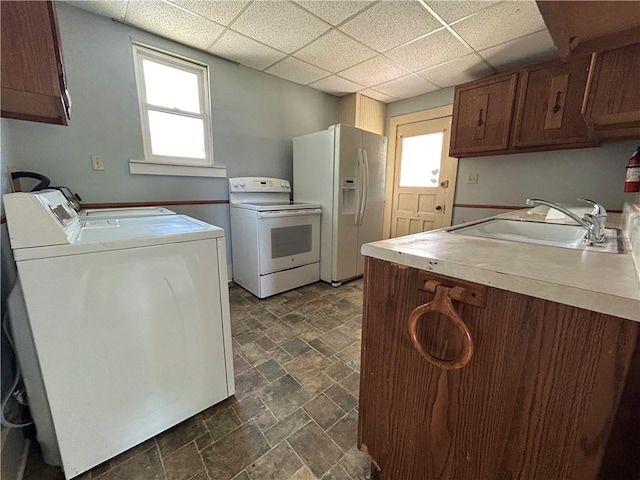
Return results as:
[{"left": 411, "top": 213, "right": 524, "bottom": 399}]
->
[{"left": 624, "top": 146, "right": 640, "bottom": 193}]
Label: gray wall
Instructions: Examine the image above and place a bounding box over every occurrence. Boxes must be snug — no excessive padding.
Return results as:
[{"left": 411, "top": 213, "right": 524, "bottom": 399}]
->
[
  {"left": 385, "top": 89, "right": 638, "bottom": 225},
  {"left": 3, "top": 3, "right": 339, "bottom": 262}
]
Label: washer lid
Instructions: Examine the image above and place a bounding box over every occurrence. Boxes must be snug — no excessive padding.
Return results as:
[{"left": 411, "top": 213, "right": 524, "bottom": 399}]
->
[
  {"left": 13, "top": 214, "right": 224, "bottom": 261},
  {"left": 79, "top": 206, "right": 176, "bottom": 219}
]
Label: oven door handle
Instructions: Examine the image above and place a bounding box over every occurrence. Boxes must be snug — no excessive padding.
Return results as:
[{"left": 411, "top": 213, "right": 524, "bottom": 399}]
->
[{"left": 257, "top": 209, "right": 322, "bottom": 218}]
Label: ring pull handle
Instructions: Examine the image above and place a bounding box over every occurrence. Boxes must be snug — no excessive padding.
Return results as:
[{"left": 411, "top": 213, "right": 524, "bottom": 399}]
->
[
  {"left": 552, "top": 91, "right": 562, "bottom": 113},
  {"left": 407, "top": 281, "right": 474, "bottom": 370}
]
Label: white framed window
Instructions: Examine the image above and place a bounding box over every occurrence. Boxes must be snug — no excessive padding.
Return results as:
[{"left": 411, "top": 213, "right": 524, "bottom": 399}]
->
[{"left": 130, "top": 44, "right": 223, "bottom": 177}]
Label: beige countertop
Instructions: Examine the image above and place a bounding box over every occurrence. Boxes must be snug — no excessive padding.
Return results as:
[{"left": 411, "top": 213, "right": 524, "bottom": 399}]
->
[{"left": 362, "top": 208, "right": 640, "bottom": 322}]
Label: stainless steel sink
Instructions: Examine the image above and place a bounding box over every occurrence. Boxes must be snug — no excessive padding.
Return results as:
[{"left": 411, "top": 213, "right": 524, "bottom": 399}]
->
[{"left": 449, "top": 219, "right": 624, "bottom": 253}]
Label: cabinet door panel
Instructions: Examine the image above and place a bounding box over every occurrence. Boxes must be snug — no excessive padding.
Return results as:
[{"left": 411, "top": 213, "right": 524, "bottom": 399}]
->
[
  {"left": 449, "top": 73, "right": 517, "bottom": 156},
  {"left": 583, "top": 43, "right": 640, "bottom": 140},
  {"left": 358, "top": 258, "right": 638, "bottom": 480},
  {"left": 1, "top": 1, "right": 70, "bottom": 125},
  {"left": 513, "top": 57, "right": 595, "bottom": 147}
]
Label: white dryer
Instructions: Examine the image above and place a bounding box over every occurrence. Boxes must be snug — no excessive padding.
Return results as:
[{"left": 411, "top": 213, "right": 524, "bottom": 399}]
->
[{"left": 3, "top": 190, "right": 234, "bottom": 479}]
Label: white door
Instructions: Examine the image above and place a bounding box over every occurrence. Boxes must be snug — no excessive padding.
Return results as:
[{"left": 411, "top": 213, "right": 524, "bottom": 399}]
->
[{"left": 390, "top": 116, "right": 457, "bottom": 237}]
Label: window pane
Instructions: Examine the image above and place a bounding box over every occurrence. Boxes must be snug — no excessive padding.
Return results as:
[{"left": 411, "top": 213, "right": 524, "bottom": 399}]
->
[
  {"left": 143, "top": 59, "right": 201, "bottom": 113},
  {"left": 399, "top": 133, "right": 443, "bottom": 187},
  {"left": 148, "top": 111, "right": 206, "bottom": 159}
]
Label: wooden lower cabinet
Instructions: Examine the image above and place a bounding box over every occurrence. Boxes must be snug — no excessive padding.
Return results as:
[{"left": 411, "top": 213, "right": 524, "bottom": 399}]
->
[{"left": 358, "top": 257, "right": 639, "bottom": 480}]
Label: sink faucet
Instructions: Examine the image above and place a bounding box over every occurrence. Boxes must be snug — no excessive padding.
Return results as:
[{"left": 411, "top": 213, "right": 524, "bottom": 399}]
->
[{"left": 525, "top": 198, "right": 607, "bottom": 245}]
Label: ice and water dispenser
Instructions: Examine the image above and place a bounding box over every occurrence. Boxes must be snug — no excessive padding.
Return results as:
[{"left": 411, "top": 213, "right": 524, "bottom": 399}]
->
[{"left": 341, "top": 177, "right": 357, "bottom": 214}]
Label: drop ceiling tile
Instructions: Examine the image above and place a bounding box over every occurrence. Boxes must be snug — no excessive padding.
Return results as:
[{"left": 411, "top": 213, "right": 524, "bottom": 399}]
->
[
  {"left": 451, "top": 1, "right": 547, "bottom": 51},
  {"left": 66, "top": 0, "right": 128, "bottom": 21},
  {"left": 125, "top": 0, "right": 225, "bottom": 50},
  {"left": 479, "top": 30, "right": 558, "bottom": 71},
  {"left": 418, "top": 54, "right": 494, "bottom": 88},
  {"left": 294, "top": 30, "right": 377, "bottom": 73},
  {"left": 294, "top": 1, "right": 374, "bottom": 26},
  {"left": 266, "top": 57, "right": 331, "bottom": 85},
  {"left": 385, "top": 29, "right": 469, "bottom": 72},
  {"left": 231, "top": 1, "right": 331, "bottom": 54},
  {"left": 339, "top": 1, "right": 442, "bottom": 53},
  {"left": 339, "top": 56, "right": 409, "bottom": 87},
  {"left": 169, "top": 0, "right": 249, "bottom": 26},
  {"left": 309, "top": 75, "right": 363, "bottom": 96},
  {"left": 372, "top": 74, "right": 440, "bottom": 100},
  {"left": 208, "top": 30, "right": 286, "bottom": 71},
  {"left": 361, "top": 88, "right": 398, "bottom": 103},
  {"left": 425, "top": 1, "right": 500, "bottom": 24}
]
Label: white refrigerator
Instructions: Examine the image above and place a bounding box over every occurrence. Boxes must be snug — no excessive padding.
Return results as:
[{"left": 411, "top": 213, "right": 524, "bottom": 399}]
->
[{"left": 293, "top": 124, "right": 387, "bottom": 285}]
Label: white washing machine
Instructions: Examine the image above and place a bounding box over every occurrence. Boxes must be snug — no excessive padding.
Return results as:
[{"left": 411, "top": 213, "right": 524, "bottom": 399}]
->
[{"left": 3, "top": 190, "right": 234, "bottom": 479}]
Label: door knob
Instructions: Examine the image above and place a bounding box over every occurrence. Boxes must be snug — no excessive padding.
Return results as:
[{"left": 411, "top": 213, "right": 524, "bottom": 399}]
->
[{"left": 435, "top": 205, "right": 442, "bottom": 211}]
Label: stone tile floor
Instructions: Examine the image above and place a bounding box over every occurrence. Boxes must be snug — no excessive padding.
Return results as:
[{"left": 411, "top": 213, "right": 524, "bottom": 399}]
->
[{"left": 24, "top": 279, "right": 371, "bottom": 480}]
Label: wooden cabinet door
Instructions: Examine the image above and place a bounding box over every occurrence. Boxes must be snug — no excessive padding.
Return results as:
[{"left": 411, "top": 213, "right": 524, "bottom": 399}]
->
[
  {"left": 358, "top": 257, "right": 639, "bottom": 480},
  {"left": 512, "top": 57, "right": 596, "bottom": 148},
  {"left": 582, "top": 42, "right": 640, "bottom": 141},
  {"left": 449, "top": 73, "right": 517, "bottom": 157},
  {"left": 1, "top": 1, "right": 70, "bottom": 125}
]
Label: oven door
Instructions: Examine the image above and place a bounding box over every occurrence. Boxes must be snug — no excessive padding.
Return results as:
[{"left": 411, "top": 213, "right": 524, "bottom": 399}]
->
[{"left": 257, "top": 209, "right": 321, "bottom": 275}]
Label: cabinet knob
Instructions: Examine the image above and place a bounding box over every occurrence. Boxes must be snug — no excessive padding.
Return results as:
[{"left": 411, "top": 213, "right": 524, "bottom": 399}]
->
[{"left": 407, "top": 281, "right": 474, "bottom": 370}]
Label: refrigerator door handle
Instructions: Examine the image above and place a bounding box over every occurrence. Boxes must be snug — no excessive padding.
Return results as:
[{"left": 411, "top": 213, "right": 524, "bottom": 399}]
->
[
  {"left": 359, "top": 149, "right": 369, "bottom": 226},
  {"left": 355, "top": 148, "right": 364, "bottom": 225}
]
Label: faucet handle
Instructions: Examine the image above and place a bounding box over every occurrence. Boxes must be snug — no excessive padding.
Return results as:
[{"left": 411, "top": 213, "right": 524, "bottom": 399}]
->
[{"left": 577, "top": 198, "right": 607, "bottom": 217}]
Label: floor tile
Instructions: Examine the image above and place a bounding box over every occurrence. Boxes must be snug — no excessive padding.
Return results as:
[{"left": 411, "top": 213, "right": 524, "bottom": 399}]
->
[
  {"left": 89, "top": 438, "right": 156, "bottom": 478},
  {"left": 282, "top": 336, "right": 313, "bottom": 357},
  {"left": 200, "top": 421, "right": 270, "bottom": 480},
  {"left": 339, "top": 446, "right": 371, "bottom": 479},
  {"left": 245, "top": 441, "right": 303, "bottom": 479},
  {"left": 320, "top": 331, "right": 355, "bottom": 351},
  {"left": 256, "top": 359, "right": 286, "bottom": 382},
  {"left": 326, "top": 410, "right": 358, "bottom": 452},
  {"left": 324, "top": 384, "right": 358, "bottom": 413},
  {"left": 232, "top": 395, "right": 266, "bottom": 423},
  {"left": 234, "top": 367, "right": 269, "bottom": 397},
  {"left": 303, "top": 394, "right": 346, "bottom": 430},
  {"left": 340, "top": 372, "right": 361, "bottom": 397},
  {"left": 263, "top": 408, "right": 312, "bottom": 446},
  {"left": 203, "top": 407, "right": 241, "bottom": 442},
  {"left": 156, "top": 415, "right": 208, "bottom": 458},
  {"left": 298, "top": 371, "right": 335, "bottom": 396},
  {"left": 320, "top": 464, "right": 352, "bottom": 480},
  {"left": 97, "top": 446, "right": 165, "bottom": 480},
  {"left": 324, "top": 362, "right": 354, "bottom": 382},
  {"left": 288, "top": 423, "right": 343, "bottom": 478},
  {"left": 260, "top": 375, "right": 311, "bottom": 420},
  {"left": 288, "top": 466, "right": 319, "bottom": 480},
  {"left": 163, "top": 442, "right": 205, "bottom": 480},
  {"left": 285, "top": 351, "right": 333, "bottom": 383},
  {"left": 308, "top": 337, "right": 337, "bottom": 357}
]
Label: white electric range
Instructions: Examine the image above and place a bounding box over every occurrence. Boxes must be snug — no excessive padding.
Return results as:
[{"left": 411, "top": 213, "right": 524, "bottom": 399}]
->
[{"left": 229, "top": 177, "right": 322, "bottom": 298}]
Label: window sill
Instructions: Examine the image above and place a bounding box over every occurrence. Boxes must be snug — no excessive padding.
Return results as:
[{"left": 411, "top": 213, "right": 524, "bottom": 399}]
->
[{"left": 129, "top": 160, "right": 226, "bottom": 178}]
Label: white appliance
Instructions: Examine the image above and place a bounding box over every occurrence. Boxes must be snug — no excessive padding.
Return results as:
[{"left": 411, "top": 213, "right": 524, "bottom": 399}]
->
[
  {"left": 3, "top": 190, "right": 234, "bottom": 479},
  {"left": 229, "top": 177, "right": 322, "bottom": 298},
  {"left": 293, "top": 124, "right": 387, "bottom": 285}
]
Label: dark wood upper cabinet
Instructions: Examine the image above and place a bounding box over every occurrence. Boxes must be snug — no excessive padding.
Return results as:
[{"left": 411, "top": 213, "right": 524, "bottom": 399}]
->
[
  {"left": 449, "top": 72, "right": 518, "bottom": 157},
  {"left": 450, "top": 61, "right": 595, "bottom": 158},
  {"left": 582, "top": 43, "right": 640, "bottom": 142},
  {"left": 536, "top": 1, "right": 640, "bottom": 59},
  {"left": 512, "top": 56, "right": 596, "bottom": 148},
  {"left": 1, "top": 1, "right": 71, "bottom": 125}
]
